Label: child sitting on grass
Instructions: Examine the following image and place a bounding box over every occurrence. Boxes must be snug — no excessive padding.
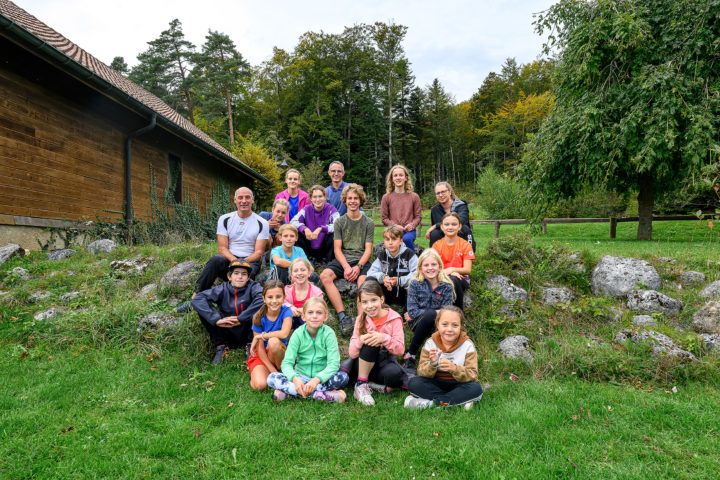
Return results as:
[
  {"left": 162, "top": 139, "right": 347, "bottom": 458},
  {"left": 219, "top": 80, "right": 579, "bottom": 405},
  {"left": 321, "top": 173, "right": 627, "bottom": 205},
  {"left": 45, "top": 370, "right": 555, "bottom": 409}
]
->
[
  {"left": 366, "top": 225, "right": 418, "bottom": 307},
  {"left": 340, "top": 280, "right": 407, "bottom": 406},
  {"left": 284, "top": 257, "right": 324, "bottom": 329},
  {"left": 405, "top": 306, "right": 483, "bottom": 410},
  {"left": 191, "top": 260, "right": 264, "bottom": 365},
  {"left": 402, "top": 248, "right": 455, "bottom": 370},
  {"left": 247, "top": 280, "right": 293, "bottom": 391},
  {"left": 267, "top": 297, "right": 349, "bottom": 403},
  {"left": 269, "top": 224, "right": 319, "bottom": 285}
]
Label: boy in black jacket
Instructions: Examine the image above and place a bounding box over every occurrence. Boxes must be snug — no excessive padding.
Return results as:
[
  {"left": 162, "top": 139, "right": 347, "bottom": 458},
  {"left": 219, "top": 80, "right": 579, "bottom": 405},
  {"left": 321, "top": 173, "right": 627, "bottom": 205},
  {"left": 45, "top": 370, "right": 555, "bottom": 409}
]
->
[
  {"left": 366, "top": 226, "right": 418, "bottom": 306},
  {"left": 191, "top": 260, "right": 264, "bottom": 364}
]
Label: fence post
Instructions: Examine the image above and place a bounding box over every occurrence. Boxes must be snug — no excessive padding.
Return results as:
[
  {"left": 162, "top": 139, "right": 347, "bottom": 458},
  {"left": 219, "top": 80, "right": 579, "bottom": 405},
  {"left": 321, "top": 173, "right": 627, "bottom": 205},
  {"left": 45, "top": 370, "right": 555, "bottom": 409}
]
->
[
  {"left": 494, "top": 221, "right": 500, "bottom": 238},
  {"left": 542, "top": 219, "right": 547, "bottom": 234},
  {"left": 609, "top": 217, "right": 617, "bottom": 238}
]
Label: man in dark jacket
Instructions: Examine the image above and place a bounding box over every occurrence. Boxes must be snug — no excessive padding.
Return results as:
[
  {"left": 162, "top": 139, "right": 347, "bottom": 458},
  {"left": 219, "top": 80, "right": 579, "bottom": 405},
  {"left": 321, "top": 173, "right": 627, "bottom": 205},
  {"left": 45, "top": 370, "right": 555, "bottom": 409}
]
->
[
  {"left": 426, "top": 182, "right": 475, "bottom": 250},
  {"left": 191, "top": 260, "right": 264, "bottom": 364}
]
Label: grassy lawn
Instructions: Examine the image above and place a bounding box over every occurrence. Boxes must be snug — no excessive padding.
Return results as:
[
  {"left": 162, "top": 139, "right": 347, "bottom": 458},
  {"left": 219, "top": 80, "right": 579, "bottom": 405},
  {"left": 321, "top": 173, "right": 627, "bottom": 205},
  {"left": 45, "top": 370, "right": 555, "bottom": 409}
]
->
[{"left": 2, "top": 219, "right": 720, "bottom": 478}]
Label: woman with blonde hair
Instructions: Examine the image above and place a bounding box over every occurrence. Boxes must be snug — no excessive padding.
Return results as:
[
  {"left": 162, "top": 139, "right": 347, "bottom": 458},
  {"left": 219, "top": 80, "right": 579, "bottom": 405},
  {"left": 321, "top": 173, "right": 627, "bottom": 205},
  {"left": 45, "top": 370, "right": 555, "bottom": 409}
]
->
[
  {"left": 401, "top": 248, "right": 455, "bottom": 370},
  {"left": 380, "top": 165, "right": 422, "bottom": 252}
]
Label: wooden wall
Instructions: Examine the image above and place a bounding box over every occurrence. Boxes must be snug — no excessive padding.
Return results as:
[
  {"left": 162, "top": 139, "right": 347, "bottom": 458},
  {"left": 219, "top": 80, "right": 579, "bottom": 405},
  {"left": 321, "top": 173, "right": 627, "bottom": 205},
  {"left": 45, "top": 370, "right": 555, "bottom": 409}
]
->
[{"left": 0, "top": 65, "right": 253, "bottom": 226}]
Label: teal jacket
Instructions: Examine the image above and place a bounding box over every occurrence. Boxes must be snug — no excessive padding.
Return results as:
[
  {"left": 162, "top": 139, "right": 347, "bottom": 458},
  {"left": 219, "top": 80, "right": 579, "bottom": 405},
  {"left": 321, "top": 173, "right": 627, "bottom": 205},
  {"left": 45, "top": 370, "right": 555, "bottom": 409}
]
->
[{"left": 281, "top": 324, "right": 340, "bottom": 383}]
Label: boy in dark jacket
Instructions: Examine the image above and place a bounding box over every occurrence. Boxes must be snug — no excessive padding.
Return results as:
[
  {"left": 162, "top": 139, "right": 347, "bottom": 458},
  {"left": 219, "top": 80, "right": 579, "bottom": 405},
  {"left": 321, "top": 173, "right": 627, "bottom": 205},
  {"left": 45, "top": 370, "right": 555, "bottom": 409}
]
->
[
  {"left": 191, "top": 260, "right": 264, "bottom": 364},
  {"left": 366, "top": 226, "right": 418, "bottom": 306}
]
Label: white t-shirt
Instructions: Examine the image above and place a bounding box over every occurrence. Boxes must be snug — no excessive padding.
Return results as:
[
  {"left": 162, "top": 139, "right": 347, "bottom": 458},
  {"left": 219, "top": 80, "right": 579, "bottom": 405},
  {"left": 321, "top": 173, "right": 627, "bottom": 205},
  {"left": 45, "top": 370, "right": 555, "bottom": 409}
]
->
[{"left": 217, "top": 212, "right": 269, "bottom": 258}]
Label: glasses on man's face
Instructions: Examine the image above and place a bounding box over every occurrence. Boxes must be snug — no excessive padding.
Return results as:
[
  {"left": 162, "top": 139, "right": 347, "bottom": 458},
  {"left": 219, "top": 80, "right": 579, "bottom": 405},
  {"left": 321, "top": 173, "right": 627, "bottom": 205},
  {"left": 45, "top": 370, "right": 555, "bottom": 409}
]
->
[{"left": 435, "top": 190, "right": 449, "bottom": 196}]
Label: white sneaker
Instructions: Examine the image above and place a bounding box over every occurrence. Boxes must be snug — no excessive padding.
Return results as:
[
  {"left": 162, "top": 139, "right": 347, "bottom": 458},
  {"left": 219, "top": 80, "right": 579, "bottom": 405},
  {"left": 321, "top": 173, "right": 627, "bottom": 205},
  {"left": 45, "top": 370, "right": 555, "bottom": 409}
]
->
[
  {"left": 404, "top": 395, "right": 432, "bottom": 409},
  {"left": 463, "top": 401, "right": 474, "bottom": 411},
  {"left": 354, "top": 383, "right": 375, "bottom": 406},
  {"left": 367, "top": 381, "right": 391, "bottom": 393}
]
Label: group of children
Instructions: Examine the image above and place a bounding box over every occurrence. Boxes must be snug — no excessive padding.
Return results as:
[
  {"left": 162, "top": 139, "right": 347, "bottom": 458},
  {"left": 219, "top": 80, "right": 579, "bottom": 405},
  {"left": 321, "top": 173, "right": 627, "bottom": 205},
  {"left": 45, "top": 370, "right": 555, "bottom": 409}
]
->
[{"left": 191, "top": 167, "right": 483, "bottom": 409}]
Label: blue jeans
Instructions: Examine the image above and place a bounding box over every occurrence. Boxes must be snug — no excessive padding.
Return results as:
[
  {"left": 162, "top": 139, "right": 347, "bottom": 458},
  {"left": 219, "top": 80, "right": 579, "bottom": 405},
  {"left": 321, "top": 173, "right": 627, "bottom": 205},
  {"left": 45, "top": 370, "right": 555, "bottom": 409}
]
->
[
  {"left": 267, "top": 371, "right": 349, "bottom": 397},
  {"left": 402, "top": 230, "right": 416, "bottom": 252}
]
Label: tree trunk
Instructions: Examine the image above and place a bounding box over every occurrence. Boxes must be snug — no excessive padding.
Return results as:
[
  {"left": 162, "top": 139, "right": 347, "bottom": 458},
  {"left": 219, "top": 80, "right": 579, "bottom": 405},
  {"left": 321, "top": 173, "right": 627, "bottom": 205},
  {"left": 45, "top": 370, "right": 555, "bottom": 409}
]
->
[
  {"left": 637, "top": 171, "right": 654, "bottom": 240},
  {"left": 225, "top": 85, "right": 234, "bottom": 146}
]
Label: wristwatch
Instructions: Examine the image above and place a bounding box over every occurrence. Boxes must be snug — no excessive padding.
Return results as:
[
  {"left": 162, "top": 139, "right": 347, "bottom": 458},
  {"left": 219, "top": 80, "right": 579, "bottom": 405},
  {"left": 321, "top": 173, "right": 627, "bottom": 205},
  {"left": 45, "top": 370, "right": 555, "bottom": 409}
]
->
[{"left": 357, "top": 263, "right": 365, "bottom": 270}]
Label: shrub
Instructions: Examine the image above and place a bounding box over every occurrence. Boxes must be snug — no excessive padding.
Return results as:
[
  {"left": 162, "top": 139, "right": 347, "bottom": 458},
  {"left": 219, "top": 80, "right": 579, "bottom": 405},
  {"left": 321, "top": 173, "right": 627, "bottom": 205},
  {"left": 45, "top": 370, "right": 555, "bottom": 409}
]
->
[
  {"left": 476, "top": 168, "right": 527, "bottom": 219},
  {"left": 545, "top": 184, "right": 629, "bottom": 218}
]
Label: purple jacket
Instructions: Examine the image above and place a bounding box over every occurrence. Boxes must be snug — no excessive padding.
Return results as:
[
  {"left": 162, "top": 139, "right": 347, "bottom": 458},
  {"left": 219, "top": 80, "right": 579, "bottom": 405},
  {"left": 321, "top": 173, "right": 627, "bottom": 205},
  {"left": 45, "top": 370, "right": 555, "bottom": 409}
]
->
[{"left": 291, "top": 203, "right": 340, "bottom": 249}]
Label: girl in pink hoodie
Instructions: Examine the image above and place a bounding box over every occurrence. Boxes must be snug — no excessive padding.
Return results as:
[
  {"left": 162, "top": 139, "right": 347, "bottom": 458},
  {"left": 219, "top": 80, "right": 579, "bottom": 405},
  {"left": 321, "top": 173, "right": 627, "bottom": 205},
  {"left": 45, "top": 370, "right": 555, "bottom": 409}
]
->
[{"left": 340, "top": 280, "right": 408, "bottom": 406}]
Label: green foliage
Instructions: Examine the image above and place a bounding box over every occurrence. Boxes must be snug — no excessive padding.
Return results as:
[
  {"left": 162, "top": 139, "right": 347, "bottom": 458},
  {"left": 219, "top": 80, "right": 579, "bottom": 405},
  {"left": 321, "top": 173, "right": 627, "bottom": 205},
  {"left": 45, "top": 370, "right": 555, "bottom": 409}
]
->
[
  {"left": 545, "top": 184, "right": 630, "bottom": 218},
  {"left": 297, "top": 157, "right": 326, "bottom": 190},
  {"left": 476, "top": 167, "right": 527, "bottom": 219},
  {"left": 230, "top": 136, "right": 284, "bottom": 209}
]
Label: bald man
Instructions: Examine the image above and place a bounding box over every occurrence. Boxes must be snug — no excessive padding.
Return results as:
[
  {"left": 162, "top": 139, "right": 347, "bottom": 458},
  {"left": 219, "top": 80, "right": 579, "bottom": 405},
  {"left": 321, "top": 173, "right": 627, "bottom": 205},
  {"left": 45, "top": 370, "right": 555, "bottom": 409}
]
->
[{"left": 193, "top": 187, "right": 269, "bottom": 294}]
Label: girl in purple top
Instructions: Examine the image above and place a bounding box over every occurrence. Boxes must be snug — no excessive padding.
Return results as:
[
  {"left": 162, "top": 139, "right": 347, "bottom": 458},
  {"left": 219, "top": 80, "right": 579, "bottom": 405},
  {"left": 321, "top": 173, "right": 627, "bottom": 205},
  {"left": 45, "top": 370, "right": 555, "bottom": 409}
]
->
[{"left": 291, "top": 185, "right": 340, "bottom": 263}]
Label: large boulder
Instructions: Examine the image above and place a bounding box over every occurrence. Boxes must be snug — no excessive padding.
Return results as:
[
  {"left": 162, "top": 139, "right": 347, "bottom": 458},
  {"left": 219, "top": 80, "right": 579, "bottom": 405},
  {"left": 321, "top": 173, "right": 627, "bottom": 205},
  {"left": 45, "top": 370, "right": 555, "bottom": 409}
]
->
[
  {"left": 497, "top": 335, "right": 534, "bottom": 360},
  {"left": 699, "top": 281, "right": 720, "bottom": 300},
  {"left": 87, "top": 239, "right": 117, "bottom": 255},
  {"left": 334, "top": 278, "right": 358, "bottom": 299},
  {"left": 486, "top": 275, "right": 528, "bottom": 302},
  {"left": 626, "top": 290, "right": 683, "bottom": 316},
  {"left": 679, "top": 271, "right": 706, "bottom": 287},
  {"left": 27, "top": 291, "right": 53, "bottom": 303},
  {"left": 47, "top": 249, "right": 76, "bottom": 261},
  {"left": 541, "top": 286, "right": 575, "bottom": 304},
  {"left": 111, "top": 255, "right": 155, "bottom": 276},
  {"left": 631, "top": 315, "right": 657, "bottom": 328},
  {"left": 692, "top": 301, "right": 720, "bottom": 334},
  {"left": 136, "top": 283, "right": 158, "bottom": 299},
  {"left": 159, "top": 261, "right": 202, "bottom": 287},
  {"left": 701, "top": 334, "right": 720, "bottom": 353},
  {"left": 61, "top": 291, "right": 81, "bottom": 303},
  {"left": 614, "top": 329, "right": 695, "bottom": 358},
  {"left": 137, "top": 313, "right": 179, "bottom": 330},
  {"left": 591, "top": 256, "right": 661, "bottom": 298},
  {"left": 0, "top": 244, "right": 24, "bottom": 266}
]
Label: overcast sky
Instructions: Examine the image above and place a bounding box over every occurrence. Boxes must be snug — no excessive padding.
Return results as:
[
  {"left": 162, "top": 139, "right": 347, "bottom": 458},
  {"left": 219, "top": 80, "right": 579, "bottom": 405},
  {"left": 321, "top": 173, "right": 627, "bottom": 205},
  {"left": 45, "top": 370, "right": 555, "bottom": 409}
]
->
[{"left": 17, "top": 0, "right": 555, "bottom": 102}]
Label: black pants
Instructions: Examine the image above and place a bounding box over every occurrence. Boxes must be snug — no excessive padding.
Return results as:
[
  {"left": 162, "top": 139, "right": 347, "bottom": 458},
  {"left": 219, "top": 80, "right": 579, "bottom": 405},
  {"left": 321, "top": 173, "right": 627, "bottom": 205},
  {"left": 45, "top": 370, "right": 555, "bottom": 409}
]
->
[
  {"left": 197, "top": 313, "right": 252, "bottom": 348},
  {"left": 380, "top": 284, "right": 407, "bottom": 307},
  {"left": 407, "top": 309, "right": 438, "bottom": 356},
  {"left": 340, "top": 345, "right": 407, "bottom": 388},
  {"left": 429, "top": 225, "right": 476, "bottom": 251},
  {"left": 450, "top": 276, "right": 469, "bottom": 310},
  {"left": 408, "top": 376, "right": 483, "bottom": 406},
  {"left": 296, "top": 233, "right": 334, "bottom": 262},
  {"left": 194, "top": 255, "right": 260, "bottom": 292}
]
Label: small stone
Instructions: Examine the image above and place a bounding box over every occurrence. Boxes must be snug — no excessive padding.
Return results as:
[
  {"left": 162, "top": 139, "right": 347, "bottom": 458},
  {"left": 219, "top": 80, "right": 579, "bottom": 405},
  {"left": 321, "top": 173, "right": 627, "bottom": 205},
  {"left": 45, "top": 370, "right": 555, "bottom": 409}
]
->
[
  {"left": 658, "top": 257, "right": 676, "bottom": 264},
  {"left": 34, "top": 307, "right": 65, "bottom": 322},
  {"left": 137, "top": 313, "right": 179, "bottom": 330},
  {"left": 12, "top": 267, "right": 30, "bottom": 280},
  {"left": 591, "top": 256, "right": 661, "bottom": 298},
  {"left": 495, "top": 304, "right": 530, "bottom": 319},
  {"left": 497, "top": 335, "right": 534, "bottom": 360},
  {"left": 28, "top": 291, "right": 53, "bottom": 303},
  {"left": 678, "top": 271, "right": 706, "bottom": 287},
  {"left": 110, "top": 255, "right": 155, "bottom": 276},
  {"left": 61, "top": 291, "right": 81, "bottom": 303},
  {"left": 166, "top": 298, "right": 181, "bottom": 307},
  {"left": 87, "top": 239, "right": 117, "bottom": 255},
  {"left": 692, "top": 301, "right": 720, "bottom": 334},
  {"left": 159, "top": 261, "right": 202, "bottom": 287},
  {"left": 136, "top": 283, "right": 158, "bottom": 298},
  {"left": 0, "top": 244, "right": 24, "bottom": 265},
  {"left": 463, "top": 293, "right": 474, "bottom": 310},
  {"left": 632, "top": 315, "right": 658, "bottom": 327},
  {"left": 47, "top": 249, "right": 76, "bottom": 261},
  {"left": 541, "top": 286, "right": 575, "bottom": 304},
  {"left": 699, "top": 281, "right": 720, "bottom": 300},
  {"left": 600, "top": 306, "right": 625, "bottom": 323},
  {"left": 700, "top": 334, "right": 720, "bottom": 353},
  {"left": 626, "top": 290, "right": 683, "bottom": 316},
  {"left": 486, "top": 275, "right": 529, "bottom": 302}
]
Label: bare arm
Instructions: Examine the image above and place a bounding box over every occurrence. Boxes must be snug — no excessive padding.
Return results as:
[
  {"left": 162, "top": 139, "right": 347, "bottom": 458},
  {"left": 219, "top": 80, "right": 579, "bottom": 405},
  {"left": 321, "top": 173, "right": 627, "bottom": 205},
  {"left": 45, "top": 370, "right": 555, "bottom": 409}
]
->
[
  {"left": 245, "top": 238, "right": 265, "bottom": 263},
  {"left": 217, "top": 235, "right": 236, "bottom": 262},
  {"left": 445, "top": 258, "right": 472, "bottom": 276}
]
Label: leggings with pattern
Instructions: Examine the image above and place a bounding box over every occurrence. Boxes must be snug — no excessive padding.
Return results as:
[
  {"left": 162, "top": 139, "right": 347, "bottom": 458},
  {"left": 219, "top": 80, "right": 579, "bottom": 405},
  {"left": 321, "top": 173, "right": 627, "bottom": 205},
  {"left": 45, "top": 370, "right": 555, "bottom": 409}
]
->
[{"left": 267, "top": 371, "right": 349, "bottom": 398}]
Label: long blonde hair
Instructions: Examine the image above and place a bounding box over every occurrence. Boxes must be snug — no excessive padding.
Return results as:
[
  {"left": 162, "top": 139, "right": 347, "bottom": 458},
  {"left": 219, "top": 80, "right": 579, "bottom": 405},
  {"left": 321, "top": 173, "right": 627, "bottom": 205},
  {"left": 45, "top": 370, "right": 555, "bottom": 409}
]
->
[
  {"left": 385, "top": 165, "right": 414, "bottom": 193},
  {"left": 414, "top": 248, "right": 456, "bottom": 301}
]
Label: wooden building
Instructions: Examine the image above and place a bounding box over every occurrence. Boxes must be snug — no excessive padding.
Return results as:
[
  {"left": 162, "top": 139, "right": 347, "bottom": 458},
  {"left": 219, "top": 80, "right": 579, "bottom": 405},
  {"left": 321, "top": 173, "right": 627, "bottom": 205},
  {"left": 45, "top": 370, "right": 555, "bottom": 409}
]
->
[{"left": 0, "top": 0, "right": 269, "bottom": 249}]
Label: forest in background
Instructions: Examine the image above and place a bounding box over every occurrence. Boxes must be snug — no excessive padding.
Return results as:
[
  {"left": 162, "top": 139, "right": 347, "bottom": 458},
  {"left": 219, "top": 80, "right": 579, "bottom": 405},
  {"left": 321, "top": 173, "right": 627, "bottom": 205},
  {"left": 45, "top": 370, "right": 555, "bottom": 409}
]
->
[{"left": 110, "top": 20, "right": 554, "bottom": 204}]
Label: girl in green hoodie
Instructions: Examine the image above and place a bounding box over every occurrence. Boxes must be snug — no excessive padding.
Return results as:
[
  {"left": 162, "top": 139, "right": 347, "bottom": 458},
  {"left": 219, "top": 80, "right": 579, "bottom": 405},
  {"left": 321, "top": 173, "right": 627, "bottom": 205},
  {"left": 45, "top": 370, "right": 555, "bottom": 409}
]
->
[{"left": 267, "top": 298, "right": 349, "bottom": 403}]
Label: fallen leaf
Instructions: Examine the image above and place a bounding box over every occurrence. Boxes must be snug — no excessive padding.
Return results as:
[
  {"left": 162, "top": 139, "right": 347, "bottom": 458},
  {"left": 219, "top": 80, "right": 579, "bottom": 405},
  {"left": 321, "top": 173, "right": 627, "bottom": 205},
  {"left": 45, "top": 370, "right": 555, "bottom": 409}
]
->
[
  {"left": 432, "top": 433, "right": 440, "bottom": 438},
  {"left": 179, "top": 383, "right": 189, "bottom": 388},
  {"left": 510, "top": 374, "right": 520, "bottom": 382},
  {"left": 227, "top": 402, "right": 234, "bottom": 407},
  {"left": 709, "top": 221, "right": 714, "bottom": 230},
  {"left": 192, "top": 427, "right": 202, "bottom": 437},
  {"left": 671, "top": 386, "right": 678, "bottom": 394},
  {"left": 48, "top": 355, "right": 55, "bottom": 360},
  {"left": 566, "top": 458, "right": 578, "bottom": 469},
  {"left": 643, "top": 436, "right": 651, "bottom": 442},
  {"left": 19, "top": 352, "right": 28, "bottom": 359},
  {"left": 10, "top": 317, "right": 18, "bottom": 321},
  {"left": 150, "top": 366, "right": 158, "bottom": 371},
  {"left": 146, "top": 354, "right": 155, "bottom": 363},
  {"left": 61, "top": 426, "right": 74, "bottom": 434},
  {"left": 571, "top": 415, "right": 579, "bottom": 421}
]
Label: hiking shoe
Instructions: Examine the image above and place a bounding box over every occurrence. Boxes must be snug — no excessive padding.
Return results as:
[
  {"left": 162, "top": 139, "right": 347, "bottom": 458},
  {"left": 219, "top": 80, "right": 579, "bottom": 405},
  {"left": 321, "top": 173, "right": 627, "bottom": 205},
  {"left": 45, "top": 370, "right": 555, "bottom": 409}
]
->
[
  {"left": 273, "top": 389, "right": 288, "bottom": 402},
  {"left": 244, "top": 343, "right": 251, "bottom": 358},
  {"left": 367, "top": 381, "right": 393, "bottom": 394},
  {"left": 211, "top": 345, "right": 227, "bottom": 365},
  {"left": 313, "top": 390, "right": 347, "bottom": 403},
  {"left": 337, "top": 311, "right": 353, "bottom": 337},
  {"left": 174, "top": 301, "right": 193, "bottom": 313},
  {"left": 354, "top": 383, "right": 375, "bottom": 406},
  {"left": 402, "top": 353, "right": 416, "bottom": 370},
  {"left": 463, "top": 401, "right": 475, "bottom": 411},
  {"left": 404, "top": 395, "right": 432, "bottom": 409}
]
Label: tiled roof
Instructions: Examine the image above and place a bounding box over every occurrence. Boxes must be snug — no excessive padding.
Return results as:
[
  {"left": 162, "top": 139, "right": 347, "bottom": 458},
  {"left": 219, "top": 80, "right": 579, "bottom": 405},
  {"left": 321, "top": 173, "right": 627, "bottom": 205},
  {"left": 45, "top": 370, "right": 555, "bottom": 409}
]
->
[{"left": 0, "top": 0, "right": 265, "bottom": 181}]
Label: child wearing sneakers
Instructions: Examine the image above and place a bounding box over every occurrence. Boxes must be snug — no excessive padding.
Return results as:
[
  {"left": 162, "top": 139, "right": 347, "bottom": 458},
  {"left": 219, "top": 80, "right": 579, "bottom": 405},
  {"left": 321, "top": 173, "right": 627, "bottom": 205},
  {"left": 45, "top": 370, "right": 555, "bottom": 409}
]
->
[
  {"left": 267, "top": 297, "right": 349, "bottom": 403},
  {"left": 405, "top": 306, "right": 484, "bottom": 410},
  {"left": 340, "top": 280, "right": 407, "bottom": 406}
]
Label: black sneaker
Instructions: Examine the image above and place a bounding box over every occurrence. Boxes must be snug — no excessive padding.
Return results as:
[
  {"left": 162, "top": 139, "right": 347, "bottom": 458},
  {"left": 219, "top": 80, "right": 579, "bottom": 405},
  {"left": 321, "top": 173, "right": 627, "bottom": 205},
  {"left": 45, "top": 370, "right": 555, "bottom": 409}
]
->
[
  {"left": 211, "top": 345, "right": 227, "bottom": 365},
  {"left": 402, "top": 353, "right": 416, "bottom": 370},
  {"left": 337, "top": 311, "right": 353, "bottom": 337}
]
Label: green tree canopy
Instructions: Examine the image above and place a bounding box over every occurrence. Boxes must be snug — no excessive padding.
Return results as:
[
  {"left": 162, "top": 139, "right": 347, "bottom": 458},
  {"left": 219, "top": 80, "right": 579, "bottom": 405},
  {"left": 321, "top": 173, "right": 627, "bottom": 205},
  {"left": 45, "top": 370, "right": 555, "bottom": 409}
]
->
[{"left": 523, "top": 0, "right": 720, "bottom": 239}]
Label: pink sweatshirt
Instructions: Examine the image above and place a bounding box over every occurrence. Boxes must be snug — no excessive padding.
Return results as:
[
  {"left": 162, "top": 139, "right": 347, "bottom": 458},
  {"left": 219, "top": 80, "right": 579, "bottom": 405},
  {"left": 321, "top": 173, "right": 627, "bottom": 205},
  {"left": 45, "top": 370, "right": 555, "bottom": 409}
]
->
[
  {"left": 348, "top": 308, "right": 405, "bottom": 358},
  {"left": 275, "top": 189, "right": 309, "bottom": 223}
]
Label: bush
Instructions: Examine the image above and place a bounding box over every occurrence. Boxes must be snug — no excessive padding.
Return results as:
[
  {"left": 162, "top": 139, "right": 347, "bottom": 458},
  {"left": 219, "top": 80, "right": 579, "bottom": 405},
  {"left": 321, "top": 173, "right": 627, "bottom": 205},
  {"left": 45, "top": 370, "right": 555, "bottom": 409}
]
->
[
  {"left": 545, "top": 184, "right": 629, "bottom": 218},
  {"left": 476, "top": 168, "right": 527, "bottom": 219}
]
